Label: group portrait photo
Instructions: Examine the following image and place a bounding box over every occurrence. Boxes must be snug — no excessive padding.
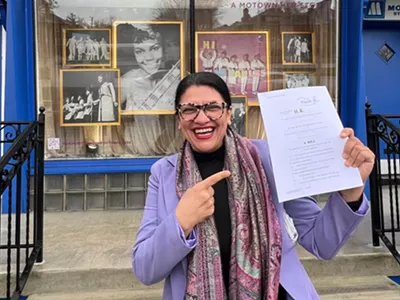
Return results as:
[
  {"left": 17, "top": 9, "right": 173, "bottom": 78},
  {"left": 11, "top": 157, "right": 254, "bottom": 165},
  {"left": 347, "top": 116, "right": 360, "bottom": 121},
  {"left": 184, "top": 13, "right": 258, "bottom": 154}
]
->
[
  {"left": 60, "top": 69, "right": 120, "bottom": 127},
  {"left": 282, "top": 32, "right": 315, "bottom": 65},
  {"left": 284, "top": 72, "right": 316, "bottom": 89},
  {"left": 196, "top": 31, "right": 269, "bottom": 105},
  {"left": 63, "top": 28, "right": 112, "bottom": 67},
  {"left": 113, "top": 20, "right": 184, "bottom": 114}
]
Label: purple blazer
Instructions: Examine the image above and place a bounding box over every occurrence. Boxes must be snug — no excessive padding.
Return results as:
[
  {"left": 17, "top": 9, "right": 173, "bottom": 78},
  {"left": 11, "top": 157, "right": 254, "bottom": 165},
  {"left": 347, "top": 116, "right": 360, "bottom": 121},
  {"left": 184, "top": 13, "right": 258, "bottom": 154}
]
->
[{"left": 133, "top": 139, "right": 369, "bottom": 300}]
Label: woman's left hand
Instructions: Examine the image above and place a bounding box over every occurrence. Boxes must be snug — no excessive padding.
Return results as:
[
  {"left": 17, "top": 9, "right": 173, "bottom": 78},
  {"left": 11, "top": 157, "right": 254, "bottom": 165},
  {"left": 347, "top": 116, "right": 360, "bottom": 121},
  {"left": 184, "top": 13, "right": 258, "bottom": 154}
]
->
[{"left": 339, "top": 128, "right": 375, "bottom": 201}]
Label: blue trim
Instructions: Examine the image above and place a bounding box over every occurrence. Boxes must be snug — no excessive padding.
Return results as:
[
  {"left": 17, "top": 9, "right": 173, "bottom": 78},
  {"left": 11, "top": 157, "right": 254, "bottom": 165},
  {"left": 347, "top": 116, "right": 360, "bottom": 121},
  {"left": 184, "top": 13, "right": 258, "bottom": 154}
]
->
[
  {"left": 340, "top": 0, "right": 365, "bottom": 138},
  {"left": 0, "top": 1, "right": 6, "bottom": 29},
  {"left": 25, "top": 0, "right": 36, "bottom": 121},
  {"left": 340, "top": 0, "right": 370, "bottom": 199},
  {"left": 2, "top": 0, "right": 35, "bottom": 213},
  {"left": 44, "top": 158, "right": 160, "bottom": 175},
  {"left": 340, "top": 0, "right": 368, "bottom": 143}
]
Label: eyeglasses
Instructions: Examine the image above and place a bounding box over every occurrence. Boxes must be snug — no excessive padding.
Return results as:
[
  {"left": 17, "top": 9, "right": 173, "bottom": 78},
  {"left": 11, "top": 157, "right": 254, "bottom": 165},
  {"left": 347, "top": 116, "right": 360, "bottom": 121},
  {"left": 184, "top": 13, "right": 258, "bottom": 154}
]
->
[{"left": 177, "top": 102, "right": 229, "bottom": 121}]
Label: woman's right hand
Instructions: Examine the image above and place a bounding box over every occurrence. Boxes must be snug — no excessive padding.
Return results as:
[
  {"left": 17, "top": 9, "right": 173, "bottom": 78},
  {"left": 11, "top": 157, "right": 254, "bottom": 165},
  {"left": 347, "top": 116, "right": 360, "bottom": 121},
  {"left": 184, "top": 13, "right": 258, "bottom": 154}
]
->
[{"left": 175, "top": 170, "right": 231, "bottom": 237}]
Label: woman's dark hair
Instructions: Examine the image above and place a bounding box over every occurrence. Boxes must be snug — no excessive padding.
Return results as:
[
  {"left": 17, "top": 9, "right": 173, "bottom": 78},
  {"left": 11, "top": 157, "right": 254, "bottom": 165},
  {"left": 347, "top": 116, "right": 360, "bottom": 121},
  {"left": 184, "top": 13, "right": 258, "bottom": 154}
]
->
[
  {"left": 174, "top": 72, "right": 232, "bottom": 110},
  {"left": 132, "top": 26, "right": 161, "bottom": 44}
]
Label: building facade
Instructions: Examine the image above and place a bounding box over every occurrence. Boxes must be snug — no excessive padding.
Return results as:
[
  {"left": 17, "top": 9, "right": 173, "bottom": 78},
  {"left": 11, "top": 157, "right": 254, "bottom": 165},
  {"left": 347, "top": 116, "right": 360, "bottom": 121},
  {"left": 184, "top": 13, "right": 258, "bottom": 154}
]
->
[{"left": 1, "top": 0, "right": 365, "bottom": 212}]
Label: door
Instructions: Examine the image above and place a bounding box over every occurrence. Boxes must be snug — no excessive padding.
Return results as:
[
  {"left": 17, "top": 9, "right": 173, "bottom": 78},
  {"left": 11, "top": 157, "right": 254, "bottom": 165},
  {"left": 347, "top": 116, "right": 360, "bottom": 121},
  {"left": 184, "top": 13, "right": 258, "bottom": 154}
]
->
[{"left": 363, "top": 27, "right": 400, "bottom": 114}]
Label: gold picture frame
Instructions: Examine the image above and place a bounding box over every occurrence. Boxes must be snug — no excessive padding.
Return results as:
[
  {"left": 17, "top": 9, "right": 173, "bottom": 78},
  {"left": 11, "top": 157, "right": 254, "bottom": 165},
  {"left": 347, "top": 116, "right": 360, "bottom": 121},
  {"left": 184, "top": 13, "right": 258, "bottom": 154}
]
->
[
  {"left": 112, "top": 20, "right": 185, "bottom": 115},
  {"left": 62, "top": 28, "right": 112, "bottom": 67},
  {"left": 195, "top": 31, "right": 270, "bottom": 107},
  {"left": 281, "top": 32, "right": 316, "bottom": 65},
  {"left": 231, "top": 95, "right": 248, "bottom": 137},
  {"left": 282, "top": 71, "right": 317, "bottom": 89},
  {"left": 59, "top": 69, "right": 121, "bottom": 127}
]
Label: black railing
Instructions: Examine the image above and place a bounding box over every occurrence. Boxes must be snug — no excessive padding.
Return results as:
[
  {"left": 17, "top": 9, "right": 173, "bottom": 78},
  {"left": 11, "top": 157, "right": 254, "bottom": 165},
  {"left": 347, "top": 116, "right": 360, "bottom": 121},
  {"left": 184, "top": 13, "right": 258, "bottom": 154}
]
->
[
  {"left": 365, "top": 103, "right": 400, "bottom": 264},
  {"left": 0, "top": 107, "right": 45, "bottom": 300}
]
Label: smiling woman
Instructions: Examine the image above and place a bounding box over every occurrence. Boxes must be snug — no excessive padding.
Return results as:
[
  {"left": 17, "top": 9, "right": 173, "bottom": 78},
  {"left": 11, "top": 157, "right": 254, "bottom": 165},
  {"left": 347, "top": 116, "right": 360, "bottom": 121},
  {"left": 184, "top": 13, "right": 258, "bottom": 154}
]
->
[{"left": 115, "top": 21, "right": 184, "bottom": 114}]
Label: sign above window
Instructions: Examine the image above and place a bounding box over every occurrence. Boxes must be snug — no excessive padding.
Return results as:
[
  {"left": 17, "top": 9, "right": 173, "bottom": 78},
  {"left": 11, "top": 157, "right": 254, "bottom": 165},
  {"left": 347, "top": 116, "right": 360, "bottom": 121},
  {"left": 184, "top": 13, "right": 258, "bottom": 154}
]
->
[{"left": 364, "top": 0, "right": 400, "bottom": 20}]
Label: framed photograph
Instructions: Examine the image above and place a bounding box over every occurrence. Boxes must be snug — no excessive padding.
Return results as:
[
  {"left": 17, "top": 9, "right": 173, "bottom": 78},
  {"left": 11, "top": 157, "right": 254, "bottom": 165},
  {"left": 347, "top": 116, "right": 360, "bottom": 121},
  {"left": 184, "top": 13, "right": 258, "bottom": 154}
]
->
[
  {"left": 113, "top": 21, "right": 184, "bottom": 115},
  {"left": 231, "top": 96, "right": 248, "bottom": 137},
  {"left": 63, "top": 28, "right": 112, "bottom": 67},
  {"left": 282, "top": 32, "right": 315, "bottom": 65},
  {"left": 195, "top": 31, "right": 270, "bottom": 106},
  {"left": 60, "top": 69, "right": 121, "bottom": 127},
  {"left": 283, "top": 72, "right": 316, "bottom": 89}
]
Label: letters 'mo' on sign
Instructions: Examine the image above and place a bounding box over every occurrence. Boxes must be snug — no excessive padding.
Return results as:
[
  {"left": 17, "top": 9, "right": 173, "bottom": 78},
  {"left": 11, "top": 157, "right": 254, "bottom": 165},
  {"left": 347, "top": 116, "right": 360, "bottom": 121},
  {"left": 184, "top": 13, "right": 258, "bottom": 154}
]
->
[{"left": 364, "top": 0, "right": 400, "bottom": 20}]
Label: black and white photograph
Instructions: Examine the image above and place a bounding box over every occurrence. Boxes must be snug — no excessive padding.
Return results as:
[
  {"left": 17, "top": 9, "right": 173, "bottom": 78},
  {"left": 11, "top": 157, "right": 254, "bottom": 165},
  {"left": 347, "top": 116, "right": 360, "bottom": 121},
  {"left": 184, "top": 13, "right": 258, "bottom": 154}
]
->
[
  {"left": 63, "top": 28, "right": 112, "bottom": 67},
  {"left": 60, "top": 69, "right": 120, "bottom": 127},
  {"left": 282, "top": 32, "right": 315, "bottom": 65},
  {"left": 113, "top": 21, "right": 184, "bottom": 114},
  {"left": 231, "top": 96, "right": 247, "bottom": 137},
  {"left": 283, "top": 72, "right": 316, "bottom": 89}
]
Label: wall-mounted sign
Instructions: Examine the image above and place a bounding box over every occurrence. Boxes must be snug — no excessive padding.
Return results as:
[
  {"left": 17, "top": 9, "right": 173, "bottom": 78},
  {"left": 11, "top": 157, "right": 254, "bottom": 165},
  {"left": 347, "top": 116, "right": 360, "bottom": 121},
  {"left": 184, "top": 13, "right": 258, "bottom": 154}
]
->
[
  {"left": 364, "top": 0, "right": 400, "bottom": 20},
  {"left": 376, "top": 42, "right": 396, "bottom": 63}
]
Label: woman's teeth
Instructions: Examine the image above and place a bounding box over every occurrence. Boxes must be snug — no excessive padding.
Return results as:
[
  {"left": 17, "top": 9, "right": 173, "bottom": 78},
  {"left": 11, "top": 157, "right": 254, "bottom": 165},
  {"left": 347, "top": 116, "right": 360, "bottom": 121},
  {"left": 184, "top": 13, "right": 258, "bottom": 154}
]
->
[{"left": 194, "top": 128, "right": 214, "bottom": 135}]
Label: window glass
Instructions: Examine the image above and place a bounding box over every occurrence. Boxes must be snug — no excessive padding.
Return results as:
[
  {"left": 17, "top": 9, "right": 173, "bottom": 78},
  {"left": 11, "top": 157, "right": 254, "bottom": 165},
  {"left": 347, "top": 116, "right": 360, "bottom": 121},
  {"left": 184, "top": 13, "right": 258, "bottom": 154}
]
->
[
  {"left": 35, "top": 0, "right": 338, "bottom": 159},
  {"left": 195, "top": 0, "right": 338, "bottom": 139},
  {"left": 35, "top": 0, "right": 189, "bottom": 159}
]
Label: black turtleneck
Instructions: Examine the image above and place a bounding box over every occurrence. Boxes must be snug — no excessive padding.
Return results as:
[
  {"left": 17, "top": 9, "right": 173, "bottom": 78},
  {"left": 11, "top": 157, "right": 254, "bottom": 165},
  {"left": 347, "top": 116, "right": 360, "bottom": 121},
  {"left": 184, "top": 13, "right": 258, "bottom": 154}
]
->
[{"left": 193, "top": 145, "right": 287, "bottom": 299}]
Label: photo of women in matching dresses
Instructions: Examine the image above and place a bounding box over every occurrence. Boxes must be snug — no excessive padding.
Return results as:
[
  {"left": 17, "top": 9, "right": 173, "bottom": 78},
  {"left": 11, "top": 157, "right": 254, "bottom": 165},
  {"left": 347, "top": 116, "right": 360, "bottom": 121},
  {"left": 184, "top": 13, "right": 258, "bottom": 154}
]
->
[
  {"left": 64, "top": 29, "right": 111, "bottom": 67},
  {"left": 114, "top": 21, "right": 183, "bottom": 113},
  {"left": 60, "top": 70, "right": 120, "bottom": 126},
  {"left": 196, "top": 32, "right": 269, "bottom": 105},
  {"left": 284, "top": 72, "right": 316, "bottom": 89},
  {"left": 282, "top": 32, "right": 314, "bottom": 64}
]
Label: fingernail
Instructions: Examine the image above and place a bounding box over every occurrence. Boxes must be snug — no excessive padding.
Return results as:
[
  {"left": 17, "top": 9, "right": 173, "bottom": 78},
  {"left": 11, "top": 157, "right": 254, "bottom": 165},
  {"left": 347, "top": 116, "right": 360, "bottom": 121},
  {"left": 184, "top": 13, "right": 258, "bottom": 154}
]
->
[
  {"left": 344, "top": 160, "right": 351, "bottom": 167},
  {"left": 342, "top": 153, "right": 349, "bottom": 159}
]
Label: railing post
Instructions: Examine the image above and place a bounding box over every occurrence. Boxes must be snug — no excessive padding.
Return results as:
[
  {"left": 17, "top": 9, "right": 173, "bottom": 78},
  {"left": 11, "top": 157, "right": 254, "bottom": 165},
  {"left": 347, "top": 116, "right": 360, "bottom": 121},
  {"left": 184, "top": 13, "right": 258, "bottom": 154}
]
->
[
  {"left": 365, "top": 102, "right": 381, "bottom": 247},
  {"left": 36, "top": 107, "right": 45, "bottom": 263}
]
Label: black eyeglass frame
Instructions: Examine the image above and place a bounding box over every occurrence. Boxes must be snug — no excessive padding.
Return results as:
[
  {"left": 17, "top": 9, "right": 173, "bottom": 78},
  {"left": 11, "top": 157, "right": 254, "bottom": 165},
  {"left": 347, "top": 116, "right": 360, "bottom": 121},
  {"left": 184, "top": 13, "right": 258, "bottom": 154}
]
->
[{"left": 176, "top": 101, "right": 230, "bottom": 121}]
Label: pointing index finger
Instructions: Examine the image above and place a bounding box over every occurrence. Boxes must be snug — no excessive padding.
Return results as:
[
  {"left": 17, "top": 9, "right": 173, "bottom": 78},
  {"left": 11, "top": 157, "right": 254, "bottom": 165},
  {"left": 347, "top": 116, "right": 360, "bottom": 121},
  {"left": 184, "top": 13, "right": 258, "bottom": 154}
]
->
[{"left": 197, "top": 170, "right": 231, "bottom": 189}]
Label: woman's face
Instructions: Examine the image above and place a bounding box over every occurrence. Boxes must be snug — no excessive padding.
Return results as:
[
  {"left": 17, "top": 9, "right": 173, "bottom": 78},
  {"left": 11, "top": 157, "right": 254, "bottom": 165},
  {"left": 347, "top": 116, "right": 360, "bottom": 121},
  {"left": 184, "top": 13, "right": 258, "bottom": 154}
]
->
[
  {"left": 133, "top": 38, "right": 162, "bottom": 74},
  {"left": 178, "top": 85, "right": 232, "bottom": 153}
]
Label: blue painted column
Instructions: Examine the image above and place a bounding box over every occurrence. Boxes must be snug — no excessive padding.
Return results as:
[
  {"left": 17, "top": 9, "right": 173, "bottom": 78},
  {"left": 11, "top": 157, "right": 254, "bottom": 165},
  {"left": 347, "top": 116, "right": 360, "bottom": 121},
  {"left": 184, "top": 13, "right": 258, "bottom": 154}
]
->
[
  {"left": 340, "top": 0, "right": 369, "bottom": 198},
  {"left": 340, "top": 0, "right": 367, "bottom": 143},
  {"left": 2, "top": 0, "right": 36, "bottom": 213}
]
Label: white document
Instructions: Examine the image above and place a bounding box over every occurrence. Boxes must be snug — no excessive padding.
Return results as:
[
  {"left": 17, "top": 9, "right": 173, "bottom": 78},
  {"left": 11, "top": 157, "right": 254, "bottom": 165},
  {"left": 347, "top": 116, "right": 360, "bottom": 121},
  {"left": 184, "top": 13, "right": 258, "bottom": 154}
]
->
[{"left": 258, "top": 86, "right": 363, "bottom": 203}]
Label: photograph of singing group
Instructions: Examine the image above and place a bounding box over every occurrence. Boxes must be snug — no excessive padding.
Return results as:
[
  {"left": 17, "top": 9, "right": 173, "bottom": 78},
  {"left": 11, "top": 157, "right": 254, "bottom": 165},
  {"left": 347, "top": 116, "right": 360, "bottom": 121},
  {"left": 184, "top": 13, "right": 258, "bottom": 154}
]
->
[
  {"left": 60, "top": 69, "right": 120, "bottom": 127},
  {"left": 196, "top": 31, "right": 269, "bottom": 106}
]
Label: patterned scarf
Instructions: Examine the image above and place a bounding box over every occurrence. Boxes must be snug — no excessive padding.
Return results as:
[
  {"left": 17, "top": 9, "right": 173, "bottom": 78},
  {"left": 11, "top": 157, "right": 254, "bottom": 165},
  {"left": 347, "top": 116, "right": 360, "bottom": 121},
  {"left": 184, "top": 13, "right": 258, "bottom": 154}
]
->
[{"left": 176, "top": 128, "right": 282, "bottom": 300}]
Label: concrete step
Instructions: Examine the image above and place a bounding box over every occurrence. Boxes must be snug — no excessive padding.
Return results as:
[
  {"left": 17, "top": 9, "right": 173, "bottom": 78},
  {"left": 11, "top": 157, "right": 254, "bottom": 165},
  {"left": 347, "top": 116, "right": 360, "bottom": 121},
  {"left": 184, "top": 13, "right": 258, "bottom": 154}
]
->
[
  {"left": 20, "top": 252, "right": 400, "bottom": 295},
  {"left": 322, "top": 291, "right": 400, "bottom": 300},
  {"left": 314, "top": 275, "right": 400, "bottom": 297},
  {"left": 26, "top": 276, "right": 400, "bottom": 300},
  {"left": 1, "top": 210, "right": 399, "bottom": 296},
  {"left": 0, "top": 209, "right": 396, "bottom": 295},
  {"left": 28, "top": 288, "right": 163, "bottom": 300}
]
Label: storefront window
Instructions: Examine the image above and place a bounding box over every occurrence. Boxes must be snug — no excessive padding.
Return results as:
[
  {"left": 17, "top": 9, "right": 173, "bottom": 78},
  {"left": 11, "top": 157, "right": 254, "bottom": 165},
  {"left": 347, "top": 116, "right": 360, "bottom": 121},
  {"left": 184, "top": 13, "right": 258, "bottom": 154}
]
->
[{"left": 35, "top": 0, "right": 338, "bottom": 160}]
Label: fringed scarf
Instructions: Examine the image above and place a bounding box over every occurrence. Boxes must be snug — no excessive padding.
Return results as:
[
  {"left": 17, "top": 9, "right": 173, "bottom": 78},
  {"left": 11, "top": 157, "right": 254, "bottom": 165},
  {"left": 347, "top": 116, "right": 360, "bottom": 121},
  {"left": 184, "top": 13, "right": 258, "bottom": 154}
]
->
[{"left": 176, "top": 128, "right": 282, "bottom": 300}]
